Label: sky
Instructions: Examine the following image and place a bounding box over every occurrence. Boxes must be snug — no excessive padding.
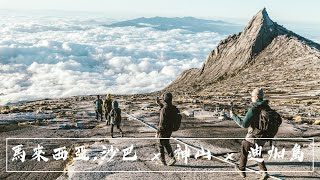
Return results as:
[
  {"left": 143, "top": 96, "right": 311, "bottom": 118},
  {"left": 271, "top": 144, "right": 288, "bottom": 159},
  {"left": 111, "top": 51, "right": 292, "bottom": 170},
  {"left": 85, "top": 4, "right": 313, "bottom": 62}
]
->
[
  {"left": 0, "top": 0, "right": 320, "bottom": 24},
  {"left": 0, "top": 0, "right": 320, "bottom": 104}
]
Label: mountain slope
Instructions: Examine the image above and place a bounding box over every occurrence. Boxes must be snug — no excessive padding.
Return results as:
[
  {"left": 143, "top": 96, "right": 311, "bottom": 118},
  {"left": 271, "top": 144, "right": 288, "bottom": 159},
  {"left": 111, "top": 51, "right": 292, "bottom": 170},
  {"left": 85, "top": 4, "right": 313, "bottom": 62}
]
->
[{"left": 166, "top": 8, "right": 320, "bottom": 95}]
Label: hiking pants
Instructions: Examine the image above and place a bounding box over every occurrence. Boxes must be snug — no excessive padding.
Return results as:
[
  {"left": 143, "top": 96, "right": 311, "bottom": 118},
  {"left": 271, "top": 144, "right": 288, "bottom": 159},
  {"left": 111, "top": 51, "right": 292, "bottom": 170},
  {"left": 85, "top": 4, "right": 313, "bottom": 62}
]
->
[
  {"left": 111, "top": 124, "right": 122, "bottom": 133},
  {"left": 159, "top": 131, "right": 174, "bottom": 162},
  {"left": 239, "top": 140, "right": 267, "bottom": 171},
  {"left": 96, "top": 109, "right": 103, "bottom": 121},
  {"left": 105, "top": 107, "right": 112, "bottom": 124}
]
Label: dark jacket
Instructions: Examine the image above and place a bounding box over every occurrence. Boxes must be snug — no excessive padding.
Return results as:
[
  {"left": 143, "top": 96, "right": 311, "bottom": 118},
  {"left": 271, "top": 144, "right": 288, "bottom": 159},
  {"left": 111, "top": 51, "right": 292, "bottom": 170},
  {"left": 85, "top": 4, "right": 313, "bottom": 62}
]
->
[
  {"left": 104, "top": 99, "right": 112, "bottom": 112},
  {"left": 110, "top": 101, "right": 121, "bottom": 125},
  {"left": 95, "top": 99, "right": 103, "bottom": 112},
  {"left": 231, "top": 99, "right": 271, "bottom": 144},
  {"left": 157, "top": 102, "right": 173, "bottom": 135}
]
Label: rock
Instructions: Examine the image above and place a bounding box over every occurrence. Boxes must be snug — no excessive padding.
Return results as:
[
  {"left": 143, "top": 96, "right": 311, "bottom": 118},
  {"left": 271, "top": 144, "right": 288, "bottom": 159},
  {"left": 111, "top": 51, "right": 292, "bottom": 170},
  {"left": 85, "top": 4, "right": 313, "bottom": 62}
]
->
[
  {"left": 313, "top": 120, "right": 320, "bottom": 125},
  {"left": 192, "top": 99, "right": 200, "bottom": 104},
  {"left": 0, "top": 106, "right": 10, "bottom": 114},
  {"left": 9, "top": 107, "right": 20, "bottom": 113},
  {"left": 76, "top": 122, "right": 84, "bottom": 129},
  {"left": 59, "top": 124, "right": 75, "bottom": 129},
  {"left": 36, "top": 107, "right": 45, "bottom": 113},
  {"left": 293, "top": 115, "right": 302, "bottom": 123},
  {"left": 182, "top": 109, "right": 194, "bottom": 117}
]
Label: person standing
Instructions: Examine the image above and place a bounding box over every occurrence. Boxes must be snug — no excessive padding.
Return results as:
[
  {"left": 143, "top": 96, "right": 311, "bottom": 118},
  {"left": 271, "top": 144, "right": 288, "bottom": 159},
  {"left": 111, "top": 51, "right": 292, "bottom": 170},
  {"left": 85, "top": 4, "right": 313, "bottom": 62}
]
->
[
  {"left": 94, "top": 95, "right": 103, "bottom": 121},
  {"left": 110, "top": 100, "right": 123, "bottom": 138},
  {"left": 156, "top": 92, "right": 177, "bottom": 166},
  {"left": 230, "top": 88, "right": 271, "bottom": 180},
  {"left": 104, "top": 94, "right": 113, "bottom": 125}
]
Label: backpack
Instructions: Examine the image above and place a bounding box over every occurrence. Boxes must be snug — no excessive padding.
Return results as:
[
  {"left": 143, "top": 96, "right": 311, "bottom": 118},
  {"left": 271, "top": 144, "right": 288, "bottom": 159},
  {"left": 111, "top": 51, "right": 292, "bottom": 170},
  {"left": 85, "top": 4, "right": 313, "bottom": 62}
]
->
[
  {"left": 253, "top": 107, "right": 282, "bottom": 139},
  {"left": 111, "top": 108, "right": 121, "bottom": 124},
  {"left": 170, "top": 105, "right": 182, "bottom": 131}
]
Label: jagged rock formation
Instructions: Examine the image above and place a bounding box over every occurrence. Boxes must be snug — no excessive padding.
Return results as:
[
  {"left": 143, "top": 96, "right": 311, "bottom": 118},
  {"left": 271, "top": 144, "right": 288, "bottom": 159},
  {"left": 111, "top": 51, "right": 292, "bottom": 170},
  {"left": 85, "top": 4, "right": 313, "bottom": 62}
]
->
[
  {"left": 166, "top": 8, "right": 320, "bottom": 94},
  {"left": 165, "top": 8, "right": 320, "bottom": 122}
]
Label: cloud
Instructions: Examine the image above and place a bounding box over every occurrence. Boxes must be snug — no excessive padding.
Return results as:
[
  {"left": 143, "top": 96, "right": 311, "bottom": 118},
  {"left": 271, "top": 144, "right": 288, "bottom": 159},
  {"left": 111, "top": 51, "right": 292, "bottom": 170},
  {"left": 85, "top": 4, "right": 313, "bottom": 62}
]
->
[{"left": 0, "top": 15, "right": 224, "bottom": 105}]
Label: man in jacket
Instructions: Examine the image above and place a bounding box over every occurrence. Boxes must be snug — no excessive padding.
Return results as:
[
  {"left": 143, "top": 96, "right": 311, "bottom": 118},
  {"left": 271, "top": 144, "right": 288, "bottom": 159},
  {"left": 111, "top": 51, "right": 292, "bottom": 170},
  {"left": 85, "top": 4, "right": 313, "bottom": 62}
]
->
[
  {"left": 110, "top": 100, "right": 123, "bottom": 138},
  {"left": 230, "top": 88, "right": 269, "bottom": 180},
  {"left": 156, "top": 92, "right": 176, "bottom": 166},
  {"left": 94, "top": 95, "right": 103, "bottom": 121}
]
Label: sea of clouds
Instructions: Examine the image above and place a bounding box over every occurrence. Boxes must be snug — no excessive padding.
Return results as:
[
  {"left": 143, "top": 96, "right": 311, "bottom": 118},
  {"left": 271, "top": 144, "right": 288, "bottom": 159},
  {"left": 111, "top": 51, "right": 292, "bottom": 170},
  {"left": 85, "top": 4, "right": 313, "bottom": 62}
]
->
[{"left": 0, "top": 14, "right": 224, "bottom": 105}]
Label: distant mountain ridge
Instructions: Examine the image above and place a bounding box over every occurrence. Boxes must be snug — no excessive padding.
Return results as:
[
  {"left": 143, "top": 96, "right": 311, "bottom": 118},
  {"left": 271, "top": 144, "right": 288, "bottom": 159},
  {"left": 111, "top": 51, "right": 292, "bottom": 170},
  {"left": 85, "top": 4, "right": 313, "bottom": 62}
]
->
[{"left": 107, "top": 16, "right": 243, "bottom": 34}]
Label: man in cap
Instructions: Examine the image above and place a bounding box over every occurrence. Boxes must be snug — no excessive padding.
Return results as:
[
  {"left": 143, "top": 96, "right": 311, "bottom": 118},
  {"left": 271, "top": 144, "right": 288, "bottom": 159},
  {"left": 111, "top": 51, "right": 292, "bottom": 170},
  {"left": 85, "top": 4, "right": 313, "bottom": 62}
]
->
[{"left": 230, "top": 88, "right": 269, "bottom": 180}]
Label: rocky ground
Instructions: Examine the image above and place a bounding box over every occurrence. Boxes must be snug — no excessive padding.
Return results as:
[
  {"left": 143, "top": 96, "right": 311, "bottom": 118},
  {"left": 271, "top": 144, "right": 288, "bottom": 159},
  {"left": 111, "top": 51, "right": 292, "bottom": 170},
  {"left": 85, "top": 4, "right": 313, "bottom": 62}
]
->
[{"left": 0, "top": 95, "right": 319, "bottom": 180}]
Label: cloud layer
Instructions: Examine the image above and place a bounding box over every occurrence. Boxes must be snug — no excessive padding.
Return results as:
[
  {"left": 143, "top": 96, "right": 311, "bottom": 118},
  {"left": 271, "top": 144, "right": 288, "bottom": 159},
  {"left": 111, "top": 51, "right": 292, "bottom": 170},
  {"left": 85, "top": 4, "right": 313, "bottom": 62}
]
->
[{"left": 0, "top": 15, "right": 224, "bottom": 105}]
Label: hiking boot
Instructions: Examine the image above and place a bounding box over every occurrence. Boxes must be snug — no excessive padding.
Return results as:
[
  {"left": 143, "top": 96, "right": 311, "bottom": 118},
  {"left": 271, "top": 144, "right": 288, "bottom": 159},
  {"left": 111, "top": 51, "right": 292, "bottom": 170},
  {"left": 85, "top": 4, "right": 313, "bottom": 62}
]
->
[
  {"left": 235, "top": 165, "right": 246, "bottom": 178},
  {"left": 111, "top": 133, "right": 114, "bottom": 138},
  {"left": 120, "top": 132, "right": 124, "bottom": 137},
  {"left": 260, "top": 172, "right": 269, "bottom": 180},
  {"left": 167, "top": 157, "right": 176, "bottom": 166}
]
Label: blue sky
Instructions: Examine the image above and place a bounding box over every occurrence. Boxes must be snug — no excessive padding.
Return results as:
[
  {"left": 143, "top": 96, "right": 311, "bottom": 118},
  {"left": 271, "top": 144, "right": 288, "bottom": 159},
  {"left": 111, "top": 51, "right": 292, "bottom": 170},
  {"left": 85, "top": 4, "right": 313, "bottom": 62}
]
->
[{"left": 0, "top": 0, "right": 320, "bottom": 24}]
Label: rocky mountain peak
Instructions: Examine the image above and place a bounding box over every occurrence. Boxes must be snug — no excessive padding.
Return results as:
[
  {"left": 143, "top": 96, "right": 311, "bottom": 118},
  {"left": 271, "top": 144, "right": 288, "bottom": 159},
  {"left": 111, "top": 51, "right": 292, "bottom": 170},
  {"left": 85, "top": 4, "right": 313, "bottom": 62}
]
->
[
  {"left": 166, "top": 9, "right": 320, "bottom": 94},
  {"left": 255, "top": 8, "right": 274, "bottom": 28},
  {"left": 196, "top": 8, "right": 279, "bottom": 82},
  {"left": 239, "top": 8, "right": 278, "bottom": 58}
]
